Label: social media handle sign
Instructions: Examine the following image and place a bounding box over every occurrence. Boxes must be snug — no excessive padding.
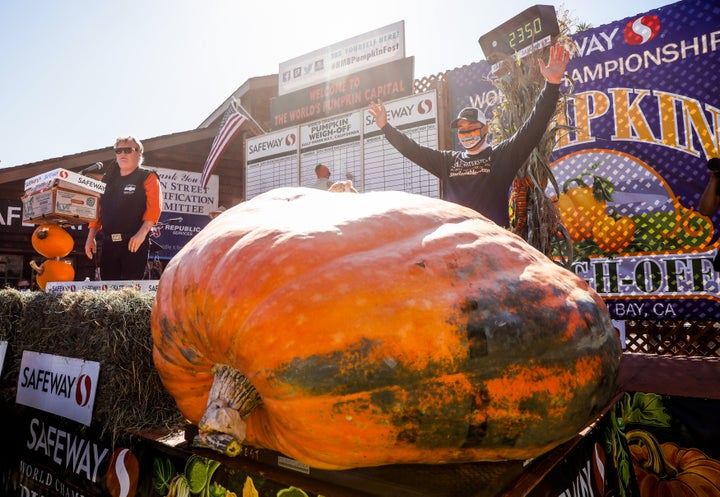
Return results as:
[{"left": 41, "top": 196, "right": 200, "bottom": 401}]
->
[{"left": 16, "top": 351, "right": 100, "bottom": 426}]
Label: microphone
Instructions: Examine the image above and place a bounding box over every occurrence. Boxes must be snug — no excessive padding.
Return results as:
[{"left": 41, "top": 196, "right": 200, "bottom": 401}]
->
[
  {"left": 164, "top": 217, "right": 183, "bottom": 224},
  {"left": 80, "top": 162, "right": 104, "bottom": 175}
]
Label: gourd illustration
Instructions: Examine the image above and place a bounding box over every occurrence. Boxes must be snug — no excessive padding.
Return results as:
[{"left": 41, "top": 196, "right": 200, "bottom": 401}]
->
[
  {"left": 556, "top": 184, "right": 608, "bottom": 242},
  {"left": 628, "top": 430, "right": 720, "bottom": 496},
  {"left": 29, "top": 223, "right": 75, "bottom": 290},
  {"left": 151, "top": 187, "right": 622, "bottom": 470},
  {"left": 593, "top": 211, "right": 637, "bottom": 253},
  {"left": 552, "top": 157, "right": 714, "bottom": 257}
]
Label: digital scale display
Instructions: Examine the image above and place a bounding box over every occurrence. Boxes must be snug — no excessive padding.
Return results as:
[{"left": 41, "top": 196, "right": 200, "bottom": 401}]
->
[{"left": 479, "top": 5, "right": 559, "bottom": 63}]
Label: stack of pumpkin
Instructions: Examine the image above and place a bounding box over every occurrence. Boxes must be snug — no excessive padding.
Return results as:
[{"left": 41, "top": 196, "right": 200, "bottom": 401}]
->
[{"left": 29, "top": 223, "right": 75, "bottom": 290}]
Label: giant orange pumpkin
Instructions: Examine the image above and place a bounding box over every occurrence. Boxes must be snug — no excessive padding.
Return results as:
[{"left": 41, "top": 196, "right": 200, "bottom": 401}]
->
[
  {"left": 31, "top": 223, "right": 75, "bottom": 258},
  {"left": 151, "top": 187, "right": 622, "bottom": 470}
]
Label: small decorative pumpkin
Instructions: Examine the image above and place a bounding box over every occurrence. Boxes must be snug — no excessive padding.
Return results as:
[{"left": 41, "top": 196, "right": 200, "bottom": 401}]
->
[
  {"left": 151, "top": 187, "right": 621, "bottom": 470},
  {"left": 556, "top": 186, "right": 607, "bottom": 242},
  {"left": 628, "top": 430, "right": 720, "bottom": 497},
  {"left": 593, "top": 214, "right": 637, "bottom": 253},
  {"left": 31, "top": 223, "right": 75, "bottom": 258},
  {"left": 30, "top": 258, "right": 75, "bottom": 290}
]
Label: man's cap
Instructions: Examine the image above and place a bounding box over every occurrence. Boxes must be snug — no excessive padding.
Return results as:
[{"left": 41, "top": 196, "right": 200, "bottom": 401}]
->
[{"left": 450, "top": 107, "right": 487, "bottom": 128}]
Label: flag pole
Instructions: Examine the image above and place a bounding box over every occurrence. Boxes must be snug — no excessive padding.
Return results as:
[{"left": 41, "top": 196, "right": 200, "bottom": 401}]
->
[
  {"left": 231, "top": 97, "right": 266, "bottom": 134},
  {"left": 200, "top": 103, "right": 250, "bottom": 188}
]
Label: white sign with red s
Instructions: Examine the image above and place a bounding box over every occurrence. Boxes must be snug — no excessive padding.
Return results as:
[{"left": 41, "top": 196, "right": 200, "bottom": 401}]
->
[{"left": 16, "top": 351, "right": 100, "bottom": 426}]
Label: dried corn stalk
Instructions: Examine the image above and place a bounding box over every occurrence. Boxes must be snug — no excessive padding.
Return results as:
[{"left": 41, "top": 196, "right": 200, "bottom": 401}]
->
[{"left": 488, "top": 15, "right": 577, "bottom": 267}]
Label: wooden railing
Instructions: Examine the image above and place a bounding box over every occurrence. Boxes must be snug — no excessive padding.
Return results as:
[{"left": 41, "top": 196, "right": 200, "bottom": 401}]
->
[{"left": 624, "top": 320, "right": 720, "bottom": 357}]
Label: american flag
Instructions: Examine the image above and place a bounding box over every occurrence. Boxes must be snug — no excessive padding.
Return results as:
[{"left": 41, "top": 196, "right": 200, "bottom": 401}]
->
[{"left": 200, "top": 101, "right": 248, "bottom": 188}]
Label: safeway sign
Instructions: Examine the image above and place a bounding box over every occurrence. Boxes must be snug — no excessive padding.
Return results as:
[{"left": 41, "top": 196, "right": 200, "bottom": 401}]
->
[{"left": 16, "top": 351, "right": 100, "bottom": 426}]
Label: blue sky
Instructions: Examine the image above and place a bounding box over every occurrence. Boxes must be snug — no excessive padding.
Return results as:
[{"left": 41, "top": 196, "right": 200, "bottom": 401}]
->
[{"left": 0, "top": 0, "right": 671, "bottom": 168}]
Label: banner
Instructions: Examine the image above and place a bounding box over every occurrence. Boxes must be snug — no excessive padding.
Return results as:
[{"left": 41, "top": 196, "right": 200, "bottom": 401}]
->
[
  {"left": 153, "top": 168, "right": 215, "bottom": 259},
  {"left": 278, "top": 21, "right": 405, "bottom": 96},
  {"left": 551, "top": 0, "right": 720, "bottom": 320},
  {"left": 270, "top": 57, "right": 414, "bottom": 130},
  {"left": 447, "top": 0, "right": 720, "bottom": 320},
  {"left": 0, "top": 408, "right": 115, "bottom": 497}
]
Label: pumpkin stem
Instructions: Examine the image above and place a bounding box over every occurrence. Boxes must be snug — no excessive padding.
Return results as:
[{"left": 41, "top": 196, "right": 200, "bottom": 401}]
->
[
  {"left": 29, "top": 260, "right": 44, "bottom": 275},
  {"left": 209, "top": 364, "right": 262, "bottom": 417},
  {"left": 626, "top": 429, "right": 678, "bottom": 478},
  {"left": 194, "top": 364, "right": 262, "bottom": 457}
]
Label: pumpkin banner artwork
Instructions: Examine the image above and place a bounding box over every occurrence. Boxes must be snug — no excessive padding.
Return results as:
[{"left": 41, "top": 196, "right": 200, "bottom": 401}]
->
[{"left": 151, "top": 187, "right": 622, "bottom": 470}]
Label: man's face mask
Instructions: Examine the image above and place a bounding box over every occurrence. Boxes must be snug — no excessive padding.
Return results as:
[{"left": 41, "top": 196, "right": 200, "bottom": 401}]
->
[{"left": 457, "top": 127, "right": 486, "bottom": 150}]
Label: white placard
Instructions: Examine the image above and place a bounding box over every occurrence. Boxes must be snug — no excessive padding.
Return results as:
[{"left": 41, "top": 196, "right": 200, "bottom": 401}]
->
[
  {"left": 278, "top": 21, "right": 405, "bottom": 96},
  {"left": 300, "top": 112, "right": 363, "bottom": 188},
  {"left": 245, "top": 90, "right": 440, "bottom": 199},
  {"left": 45, "top": 279, "right": 159, "bottom": 293},
  {"left": 246, "top": 129, "right": 300, "bottom": 200},
  {"left": 362, "top": 90, "right": 439, "bottom": 197},
  {"left": 16, "top": 351, "right": 101, "bottom": 426},
  {"left": 155, "top": 167, "right": 219, "bottom": 216}
]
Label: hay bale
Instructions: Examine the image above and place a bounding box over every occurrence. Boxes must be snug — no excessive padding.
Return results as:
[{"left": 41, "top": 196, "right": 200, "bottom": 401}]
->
[{"left": 0, "top": 288, "right": 185, "bottom": 444}]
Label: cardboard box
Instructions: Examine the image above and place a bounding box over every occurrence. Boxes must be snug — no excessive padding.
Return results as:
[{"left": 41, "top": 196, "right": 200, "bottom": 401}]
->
[
  {"left": 22, "top": 187, "right": 99, "bottom": 225},
  {"left": 24, "top": 168, "right": 105, "bottom": 196}
]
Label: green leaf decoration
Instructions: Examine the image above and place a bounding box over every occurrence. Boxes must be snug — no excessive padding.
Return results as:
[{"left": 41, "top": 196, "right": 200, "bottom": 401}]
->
[
  {"left": 153, "top": 458, "right": 176, "bottom": 495},
  {"left": 622, "top": 392, "right": 672, "bottom": 427}
]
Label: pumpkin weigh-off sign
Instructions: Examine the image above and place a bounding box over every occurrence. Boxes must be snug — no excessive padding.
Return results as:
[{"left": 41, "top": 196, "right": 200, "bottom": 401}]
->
[{"left": 151, "top": 187, "right": 621, "bottom": 470}]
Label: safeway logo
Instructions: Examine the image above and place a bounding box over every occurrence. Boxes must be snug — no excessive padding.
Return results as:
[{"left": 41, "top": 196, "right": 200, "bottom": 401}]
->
[
  {"left": 417, "top": 99, "right": 433, "bottom": 114},
  {"left": 75, "top": 373, "right": 92, "bottom": 407},
  {"left": 623, "top": 15, "right": 661, "bottom": 45},
  {"left": 285, "top": 133, "right": 297, "bottom": 146},
  {"left": 16, "top": 351, "right": 100, "bottom": 425},
  {"left": 106, "top": 448, "right": 139, "bottom": 497},
  {"left": 59, "top": 170, "right": 69, "bottom": 179}
]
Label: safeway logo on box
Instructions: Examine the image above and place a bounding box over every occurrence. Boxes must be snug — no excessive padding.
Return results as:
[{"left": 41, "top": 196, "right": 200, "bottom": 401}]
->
[
  {"left": 16, "top": 351, "right": 100, "bottom": 426},
  {"left": 23, "top": 168, "right": 105, "bottom": 195}
]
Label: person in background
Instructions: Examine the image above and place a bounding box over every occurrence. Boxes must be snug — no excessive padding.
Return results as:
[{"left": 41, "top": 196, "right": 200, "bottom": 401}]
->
[
  {"left": 85, "top": 136, "right": 162, "bottom": 280},
  {"left": 699, "top": 157, "right": 720, "bottom": 217},
  {"left": 368, "top": 42, "right": 570, "bottom": 227},
  {"left": 312, "top": 164, "right": 333, "bottom": 190}
]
